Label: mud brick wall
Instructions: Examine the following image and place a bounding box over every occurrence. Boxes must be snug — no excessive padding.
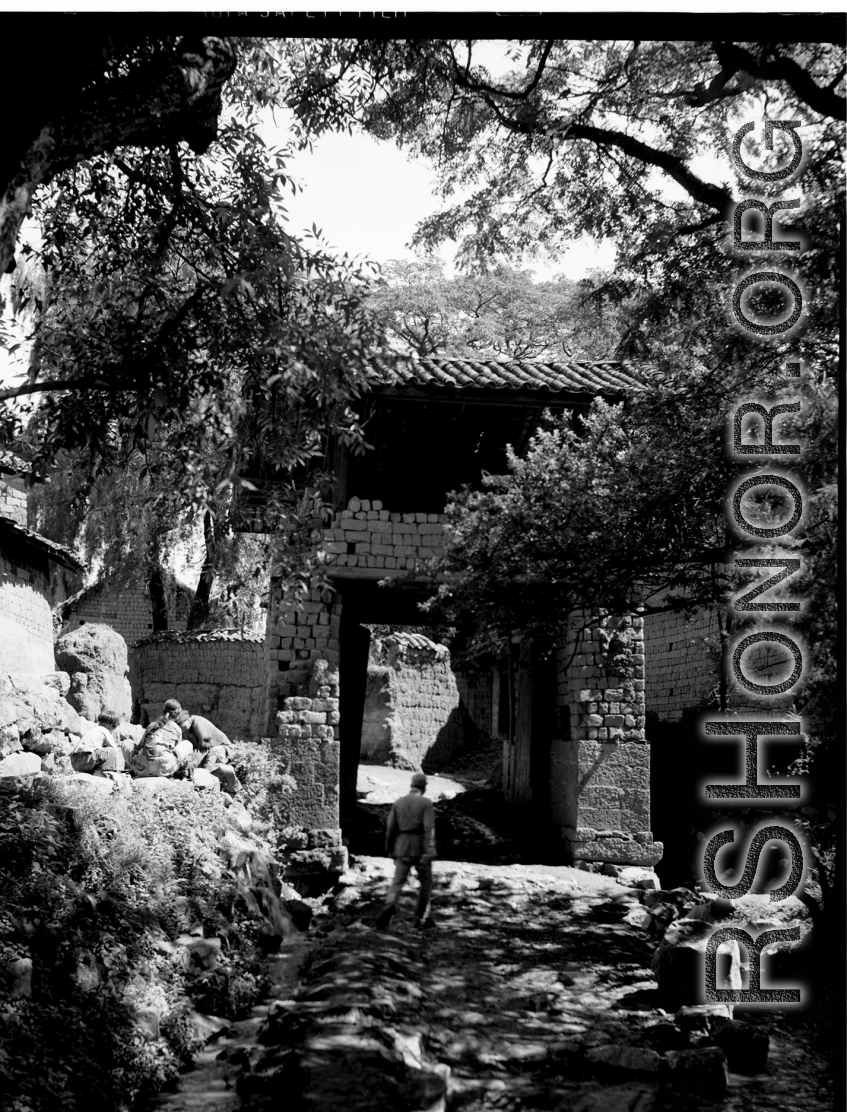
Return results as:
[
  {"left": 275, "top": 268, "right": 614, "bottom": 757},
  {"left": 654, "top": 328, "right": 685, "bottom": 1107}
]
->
[
  {"left": 129, "top": 630, "right": 265, "bottom": 738},
  {"left": 0, "top": 548, "right": 54, "bottom": 673},
  {"left": 0, "top": 477, "right": 27, "bottom": 527},
  {"left": 65, "top": 580, "right": 190, "bottom": 646},
  {"left": 550, "top": 613, "right": 662, "bottom": 868},
  {"left": 319, "top": 497, "right": 446, "bottom": 571},
  {"left": 361, "top": 634, "right": 470, "bottom": 772}
]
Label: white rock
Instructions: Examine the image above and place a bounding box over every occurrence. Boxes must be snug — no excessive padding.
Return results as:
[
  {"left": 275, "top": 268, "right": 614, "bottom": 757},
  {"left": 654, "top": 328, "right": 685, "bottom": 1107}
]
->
[
  {"left": 0, "top": 752, "right": 41, "bottom": 777},
  {"left": 65, "top": 772, "right": 115, "bottom": 793}
]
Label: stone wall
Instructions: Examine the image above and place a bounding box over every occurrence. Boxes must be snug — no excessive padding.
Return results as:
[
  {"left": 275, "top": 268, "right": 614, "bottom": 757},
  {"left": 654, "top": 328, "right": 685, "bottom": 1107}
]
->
[
  {"left": 361, "top": 633, "right": 469, "bottom": 772},
  {"left": 63, "top": 578, "right": 191, "bottom": 646},
  {"left": 547, "top": 613, "right": 662, "bottom": 867},
  {"left": 129, "top": 630, "right": 266, "bottom": 739},
  {"left": 0, "top": 547, "right": 54, "bottom": 674},
  {"left": 0, "top": 476, "right": 27, "bottom": 527}
]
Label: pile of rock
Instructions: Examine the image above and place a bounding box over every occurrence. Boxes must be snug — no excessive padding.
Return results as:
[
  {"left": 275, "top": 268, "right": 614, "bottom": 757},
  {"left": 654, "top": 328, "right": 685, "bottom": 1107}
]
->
[{"left": 613, "top": 876, "right": 813, "bottom": 1085}]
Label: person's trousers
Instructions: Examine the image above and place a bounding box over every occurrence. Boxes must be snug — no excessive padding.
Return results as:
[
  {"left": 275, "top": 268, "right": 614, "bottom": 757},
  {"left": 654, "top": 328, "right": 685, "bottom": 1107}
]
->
[{"left": 383, "top": 856, "right": 432, "bottom": 920}]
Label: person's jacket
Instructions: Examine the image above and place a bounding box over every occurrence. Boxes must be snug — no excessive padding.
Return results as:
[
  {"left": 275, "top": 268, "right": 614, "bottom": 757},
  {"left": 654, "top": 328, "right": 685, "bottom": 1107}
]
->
[
  {"left": 385, "top": 789, "right": 436, "bottom": 859},
  {"left": 185, "top": 715, "right": 231, "bottom": 750}
]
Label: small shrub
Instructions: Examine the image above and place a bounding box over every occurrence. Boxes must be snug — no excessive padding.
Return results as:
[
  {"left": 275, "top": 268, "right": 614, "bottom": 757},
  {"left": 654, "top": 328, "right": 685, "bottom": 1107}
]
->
[{"left": 0, "top": 775, "right": 276, "bottom": 1111}]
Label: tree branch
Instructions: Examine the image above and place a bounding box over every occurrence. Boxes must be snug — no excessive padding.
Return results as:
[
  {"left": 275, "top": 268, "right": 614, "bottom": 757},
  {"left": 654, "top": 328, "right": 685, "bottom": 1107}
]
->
[
  {"left": 712, "top": 41, "right": 846, "bottom": 121},
  {"left": 451, "top": 39, "right": 555, "bottom": 102},
  {"left": 0, "top": 36, "right": 238, "bottom": 275},
  {"left": 0, "top": 375, "right": 107, "bottom": 401},
  {"left": 478, "top": 89, "right": 733, "bottom": 214}
]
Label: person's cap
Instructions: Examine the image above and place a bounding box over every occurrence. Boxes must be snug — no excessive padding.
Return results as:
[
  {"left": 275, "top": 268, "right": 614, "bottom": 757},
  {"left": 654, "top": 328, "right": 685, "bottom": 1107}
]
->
[{"left": 410, "top": 773, "right": 427, "bottom": 789}]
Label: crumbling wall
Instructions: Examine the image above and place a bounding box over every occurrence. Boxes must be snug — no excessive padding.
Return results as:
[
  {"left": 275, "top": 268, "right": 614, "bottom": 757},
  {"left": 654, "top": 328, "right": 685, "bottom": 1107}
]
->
[
  {"left": 130, "top": 630, "right": 265, "bottom": 739},
  {"left": 361, "top": 633, "right": 469, "bottom": 772},
  {"left": 0, "top": 547, "right": 54, "bottom": 674}
]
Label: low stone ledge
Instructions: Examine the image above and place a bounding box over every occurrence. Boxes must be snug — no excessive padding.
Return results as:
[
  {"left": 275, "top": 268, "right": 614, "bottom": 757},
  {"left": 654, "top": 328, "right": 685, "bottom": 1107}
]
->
[{"left": 572, "top": 837, "right": 663, "bottom": 867}]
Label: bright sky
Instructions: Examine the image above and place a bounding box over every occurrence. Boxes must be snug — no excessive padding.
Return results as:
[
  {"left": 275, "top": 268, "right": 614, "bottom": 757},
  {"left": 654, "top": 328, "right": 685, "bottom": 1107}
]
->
[
  {"left": 273, "top": 38, "right": 617, "bottom": 281},
  {"left": 280, "top": 127, "right": 617, "bottom": 281}
]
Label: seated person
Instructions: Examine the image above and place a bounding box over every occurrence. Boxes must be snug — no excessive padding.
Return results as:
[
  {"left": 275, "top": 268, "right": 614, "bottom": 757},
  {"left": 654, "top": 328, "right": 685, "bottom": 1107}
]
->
[
  {"left": 130, "top": 699, "right": 193, "bottom": 778},
  {"left": 176, "top": 710, "right": 241, "bottom": 795},
  {"left": 72, "top": 710, "right": 125, "bottom": 775}
]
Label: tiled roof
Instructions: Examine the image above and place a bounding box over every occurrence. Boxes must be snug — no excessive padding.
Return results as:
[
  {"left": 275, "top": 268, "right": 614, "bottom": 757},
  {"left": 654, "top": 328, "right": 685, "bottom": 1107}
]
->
[
  {"left": 0, "top": 451, "right": 31, "bottom": 474},
  {"left": 0, "top": 514, "right": 84, "bottom": 571},
  {"left": 367, "top": 356, "right": 643, "bottom": 395},
  {"left": 381, "top": 631, "right": 449, "bottom": 659},
  {"left": 131, "top": 628, "right": 265, "bottom": 648}
]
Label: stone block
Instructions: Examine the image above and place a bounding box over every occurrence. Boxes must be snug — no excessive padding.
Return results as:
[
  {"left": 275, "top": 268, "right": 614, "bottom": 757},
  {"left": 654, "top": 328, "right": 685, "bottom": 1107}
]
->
[
  {"left": 586, "top": 1045, "right": 661, "bottom": 1076},
  {"left": 653, "top": 920, "right": 741, "bottom": 1011},
  {"left": 572, "top": 838, "right": 663, "bottom": 866}
]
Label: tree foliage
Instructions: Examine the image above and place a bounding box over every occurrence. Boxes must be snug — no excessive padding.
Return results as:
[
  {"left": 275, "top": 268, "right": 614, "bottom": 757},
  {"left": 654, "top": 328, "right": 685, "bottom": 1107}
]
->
[
  {"left": 368, "top": 259, "right": 619, "bottom": 359},
  {"left": 1, "top": 37, "right": 386, "bottom": 624}
]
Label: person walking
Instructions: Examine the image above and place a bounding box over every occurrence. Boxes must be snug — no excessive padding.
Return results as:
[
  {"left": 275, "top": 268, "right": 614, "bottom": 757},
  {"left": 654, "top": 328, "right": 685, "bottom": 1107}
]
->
[{"left": 375, "top": 772, "right": 437, "bottom": 930}]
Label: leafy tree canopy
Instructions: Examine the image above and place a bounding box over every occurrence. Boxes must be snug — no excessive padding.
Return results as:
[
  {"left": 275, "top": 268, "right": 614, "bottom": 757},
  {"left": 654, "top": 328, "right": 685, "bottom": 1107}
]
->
[
  {"left": 285, "top": 38, "right": 843, "bottom": 371},
  {"left": 0, "top": 37, "right": 387, "bottom": 625},
  {"left": 368, "top": 259, "right": 620, "bottom": 360}
]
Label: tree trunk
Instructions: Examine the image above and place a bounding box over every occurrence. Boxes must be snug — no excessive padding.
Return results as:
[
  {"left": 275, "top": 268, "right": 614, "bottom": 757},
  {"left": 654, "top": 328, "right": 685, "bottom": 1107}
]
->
[
  {"left": 187, "top": 509, "right": 216, "bottom": 629},
  {"left": 148, "top": 565, "right": 169, "bottom": 632}
]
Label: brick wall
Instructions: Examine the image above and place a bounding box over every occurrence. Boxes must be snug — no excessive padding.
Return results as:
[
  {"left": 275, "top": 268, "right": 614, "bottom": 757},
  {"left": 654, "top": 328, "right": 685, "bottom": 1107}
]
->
[
  {"left": 319, "top": 497, "right": 446, "bottom": 571},
  {"left": 643, "top": 599, "right": 792, "bottom": 724},
  {"left": 129, "top": 630, "right": 266, "bottom": 738},
  {"left": 361, "top": 633, "right": 469, "bottom": 771},
  {"left": 0, "top": 477, "right": 27, "bottom": 527},
  {"left": 265, "top": 497, "right": 447, "bottom": 728},
  {"left": 262, "top": 495, "right": 453, "bottom": 853},
  {"left": 0, "top": 547, "right": 54, "bottom": 673},
  {"left": 64, "top": 579, "right": 191, "bottom": 645},
  {"left": 643, "top": 606, "right": 723, "bottom": 723}
]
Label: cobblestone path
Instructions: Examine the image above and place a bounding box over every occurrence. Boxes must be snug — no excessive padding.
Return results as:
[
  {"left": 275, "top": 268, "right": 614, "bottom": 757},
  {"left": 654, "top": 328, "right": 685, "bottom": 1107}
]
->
[
  {"left": 165, "top": 856, "right": 833, "bottom": 1112},
  {"left": 244, "top": 857, "right": 832, "bottom": 1112}
]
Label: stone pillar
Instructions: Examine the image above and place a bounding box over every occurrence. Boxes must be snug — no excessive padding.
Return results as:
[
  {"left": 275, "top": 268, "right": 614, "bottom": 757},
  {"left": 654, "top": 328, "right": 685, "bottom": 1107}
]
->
[
  {"left": 262, "top": 534, "right": 346, "bottom": 886},
  {"left": 551, "top": 612, "right": 663, "bottom": 868}
]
